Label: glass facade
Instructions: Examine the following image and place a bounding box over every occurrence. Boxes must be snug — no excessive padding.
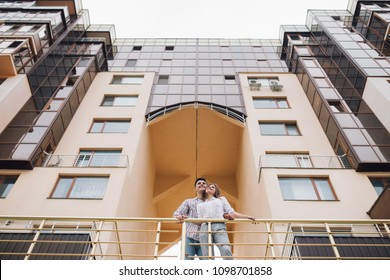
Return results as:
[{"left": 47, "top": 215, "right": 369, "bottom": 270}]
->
[
  {"left": 0, "top": 0, "right": 389, "bottom": 174},
  {"left": 281, "top": 4, "right": 390, "bottom": 171}
]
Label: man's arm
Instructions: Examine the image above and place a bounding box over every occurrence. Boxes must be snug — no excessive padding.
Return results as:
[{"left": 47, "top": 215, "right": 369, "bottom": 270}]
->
[{"left": 173, "top": 199, "right": 189, "bottom": 221}]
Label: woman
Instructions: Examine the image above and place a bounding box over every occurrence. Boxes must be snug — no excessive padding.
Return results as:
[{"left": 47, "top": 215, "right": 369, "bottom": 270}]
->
[{"left": 197, "top": 183, "right": 255, "bottom": 260}]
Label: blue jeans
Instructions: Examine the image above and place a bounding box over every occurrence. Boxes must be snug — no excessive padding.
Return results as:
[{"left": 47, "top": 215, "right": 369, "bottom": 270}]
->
[
  {"left": 199, "top": 223, "right": 233, "bottom": 260},
  {"left": 184, "top": 237, "right": 204, "bottom": 260}
]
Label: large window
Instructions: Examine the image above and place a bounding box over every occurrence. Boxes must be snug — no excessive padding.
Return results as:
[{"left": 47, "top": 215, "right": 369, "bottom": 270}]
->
[
  {"left": 101, "top": 95, "right": 138, "bottom": 106},
  {"left": 279, "top": 177, "right": 337, "bottom": 201},
  {"left": 369, "top": 178, "right": 390, "bottom": 195},
  {"left": 50, "top": 176, "right": 109, "bottom": 199},
  {"left": 265, "top": 154, "right": 312, "bottom": 168},
  {"left": 111, "top": 75, "right": 143, "bottom": 85},
  {"left": 76, "top": 150, "right": 122, "bottom": 167},
  {"left": 0, "top": 175, "right": 18, "bottom": 198},
  {"left": 259, "top": 122, "right": 300, "bottom": 136},
  {"left": 89, "top": 120, "right": 130, "bottom": 133},
  {"left": 253, "top": 97, "right": 289, "bottom": 109}
]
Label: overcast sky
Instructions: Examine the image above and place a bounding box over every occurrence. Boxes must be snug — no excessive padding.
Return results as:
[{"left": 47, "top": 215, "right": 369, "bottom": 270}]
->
[{"left": 81, "top": 0, "right": 350, "bottom": 39}]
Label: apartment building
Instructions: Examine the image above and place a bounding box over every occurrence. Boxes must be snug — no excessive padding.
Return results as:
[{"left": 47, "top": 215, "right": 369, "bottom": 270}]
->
[{"left": 0, "top": 0, "right": 389, "bottom": 259}]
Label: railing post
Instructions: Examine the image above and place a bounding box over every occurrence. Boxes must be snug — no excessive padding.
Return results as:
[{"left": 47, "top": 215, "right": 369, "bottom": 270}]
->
[
  {"left": 325, "top": 223, "right": 341, "bottom": 260},
  {"left": 180, "top": 222, "right": 187, "bottom": 260},
  {"left": 114, "top": 221, "right": 123, "bottom": 260},
  {"left": 24, "top": 219, "right": 46, "bottom": 260},
  {"left": 383, "top": 223, "right": 390, "bottom": 238},
  {"left": 207, "top": 222, "right": 212, "bottom": 260},
  {"left": 154, "top": 221, "right": 161, "bottom": 260},
  {"left": 89, "top": 220, "right": 104, "bottom": 260},
  {"left": 265, "top": 222, "right": 276, "bottom": 260}
]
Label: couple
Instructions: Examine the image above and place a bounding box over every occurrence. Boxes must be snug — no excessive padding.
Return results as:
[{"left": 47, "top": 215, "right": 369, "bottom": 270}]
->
[{"left": 173, "top": 177, "right": 255, "bottom": 260}]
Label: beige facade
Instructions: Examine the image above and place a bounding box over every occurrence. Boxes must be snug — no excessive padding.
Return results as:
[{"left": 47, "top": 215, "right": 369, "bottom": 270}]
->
[
  {"left": 0, "top": 75, "right": 31, "bottom": 134},
  {"left": 363, "top": 77, "right": 390, "bottom": 132}
]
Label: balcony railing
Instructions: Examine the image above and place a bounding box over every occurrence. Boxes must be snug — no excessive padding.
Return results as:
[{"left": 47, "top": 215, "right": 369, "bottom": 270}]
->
[
  {"left": 42, "top": 153, "right": 128, "bottom": 168},
  {"left": 0, "top": 216, "right": 389, "bottom": 260},
  {"left": 259, "top": 154, "right": 352, "bottom": 171}
]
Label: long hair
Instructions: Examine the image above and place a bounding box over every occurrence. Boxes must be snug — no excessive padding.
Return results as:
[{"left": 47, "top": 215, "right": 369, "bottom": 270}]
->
[{"left": 203, "top": 183, "right": 221, "bottom": 200}]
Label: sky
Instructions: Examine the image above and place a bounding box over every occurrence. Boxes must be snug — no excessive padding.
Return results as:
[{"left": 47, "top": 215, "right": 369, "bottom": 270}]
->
[{"left": 81, "top": 0, "right": 350, "bottom": 39}]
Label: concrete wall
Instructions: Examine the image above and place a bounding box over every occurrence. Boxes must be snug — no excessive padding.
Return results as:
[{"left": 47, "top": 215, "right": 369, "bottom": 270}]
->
[{"left": 0, "top": 75, "right": 31, "bottom": 133}]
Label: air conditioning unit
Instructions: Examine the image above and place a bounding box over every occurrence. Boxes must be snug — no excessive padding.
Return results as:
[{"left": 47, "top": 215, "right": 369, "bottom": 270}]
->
[
  {"left": 249, "top": 79, "right": 261, "bottom": 91},
  {"left": 270, "top": 80, "right": 283, "bottom": 91}
]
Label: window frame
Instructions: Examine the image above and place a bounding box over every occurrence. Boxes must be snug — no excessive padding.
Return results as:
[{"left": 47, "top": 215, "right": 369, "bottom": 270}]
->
[
  {"left": 101, "top": 95, "right": 138, "bottom": 107},
  {"left": 278, "top": 177, "right": 338, "bottom": 201},
  {"left": 110, "top": 75, "right": 144, "bottom": 85},
  {"left": 259, "top": 122, "right": 301, "bottom": 136},
  {"left": 89, "top": 120, "right": 131, "bottom": 134},
  {"left": 369, "top": 177, "right": 390, "bottom": 196},
  {"left": 0, "top": 175, "right": 18, "bottom": 198},
  {"left": 76, "top": 149, "right": 122, "bottom": 167},
  {"left": 253, "top": 97, "right": 290, "bottom": 109},
  {"left": 265, "top": 153, "right": 312, "bottom": 168},
  {"left": 49, "top": 176, "right": 109, "bottom": 199}
]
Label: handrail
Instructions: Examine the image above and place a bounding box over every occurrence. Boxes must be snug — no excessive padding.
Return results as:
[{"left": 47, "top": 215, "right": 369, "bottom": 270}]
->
[
  {"left": 0, "top": 216, "right": 389, "bottom": 260},
  {"left": 259, "top": 154, "right": 352, "bottom": 169},
  {"left": 42, "top": 152, "right": 128, "bottom": 168},
  {"left": 145, "top": 101, "right": 247, "bottom": 123}
]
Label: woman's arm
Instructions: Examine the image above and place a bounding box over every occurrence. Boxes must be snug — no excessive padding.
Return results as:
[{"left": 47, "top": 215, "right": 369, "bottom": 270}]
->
[
  {"left": 220, "top": 197, "right": 255, "bottom": 221},
  {"left": 231, "top": 212, "right": 256, "bottom": 221}
]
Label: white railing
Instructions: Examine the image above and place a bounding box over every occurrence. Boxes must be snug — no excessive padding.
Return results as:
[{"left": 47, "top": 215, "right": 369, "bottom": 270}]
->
[
  {"left": 0, "top": 216, "right": 389, "bottom": 260},
  {"left": 42, "top": 153, "right": 129, "bottom": 168},
  {"left": 259, "top": 154, "right": 352, "bottom": 170}
]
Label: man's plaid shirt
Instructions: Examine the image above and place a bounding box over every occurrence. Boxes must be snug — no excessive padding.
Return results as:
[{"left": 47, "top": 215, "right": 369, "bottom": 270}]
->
[{"left": 173, "top": 197, "right": 203, "bottom": 241}]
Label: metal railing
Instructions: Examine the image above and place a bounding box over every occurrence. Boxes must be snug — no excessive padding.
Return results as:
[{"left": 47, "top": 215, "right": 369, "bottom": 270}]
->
[
  {"left": 259, "top": 154, "right": 352, "bottom": 170},
  {"left": 0, "top": 216, "right": 389, "bottom": 260},
  {"left": 146, "top": 102, "right": 247, "bottom": 123},
  {"left": 42, "top": 152, "right": 129, "bottom": 168}
]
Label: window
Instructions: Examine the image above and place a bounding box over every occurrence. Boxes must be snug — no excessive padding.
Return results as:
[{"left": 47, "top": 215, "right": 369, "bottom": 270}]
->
[
  {"left": 253, "top": 98, "right": 289, "bottom": 109},
  {"left": 132, "top": 46, "right": 142, "bottom": 51},
  {"left": 369, "top": 178, "right": 390, "bottom": 195},
  {"left": 158, "top": 75, "right": 169, "bottom": 85},
  {"left": 76, "top": 150, "right": 122, "bottom": 167},
  {"left": 224, "top": 75, "right": 236, "bottom": 84},
  {"left": 0, "top": 175, "right": 18, "bottom": 198},
  {"left": 265, "top": 153, "right": 312, "bottom": 168},
  {"left": 111, "top": 75, "right": 143, "bottom": 85},
  {"left": 279, "top": 178, "right": 336, "bottom": 201},
  {"left": 50, "top": 176, "right": 109, "bottom": 199},
  {"left": 165, "top": 46, "right": 174, "bottom": 51},
  {"left": 259, "top": 122, "right": 300, "bottom": 136},
  {"left": 125, "top": 59, "right": 137, "bottom": 67},
  {"left": 90, "top": 120, "right": 130, "bottom": 133},
  {"left": 328, "top": 101, "right": 347, "bottom": 112},
  {"left": 101, "top": 95, "right": 138, "bottom": 106}
]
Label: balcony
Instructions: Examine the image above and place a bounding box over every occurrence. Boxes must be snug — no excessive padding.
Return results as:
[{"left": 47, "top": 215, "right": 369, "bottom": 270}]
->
[
  {"left": 0, "top": 216, "right": 389, "bottom": 260},
  {"left": 259, "top": 154, "right": 352, "bottom": 171},
  {"left": 368, "top": 186, "right": 390, "bottom": 219},
  {"left": 42, "top": 153, "right": 129, "bottom": 168}
]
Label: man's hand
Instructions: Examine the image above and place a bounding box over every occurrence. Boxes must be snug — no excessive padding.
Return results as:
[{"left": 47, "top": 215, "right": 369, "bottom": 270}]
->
[
  {"left": 223, "top": 213, "right": 235, "bottom": 220},
  {"left": 175, "top": 215, "right": 188, "bottom": 222}
]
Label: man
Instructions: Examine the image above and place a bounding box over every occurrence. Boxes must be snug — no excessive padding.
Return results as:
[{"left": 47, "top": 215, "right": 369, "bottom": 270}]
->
[{"left": 173, "top": 177, "right": 207, "bottom": 260}]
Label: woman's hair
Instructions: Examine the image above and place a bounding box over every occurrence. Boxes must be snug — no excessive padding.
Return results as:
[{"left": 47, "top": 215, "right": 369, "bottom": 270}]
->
[{"left": 203, "top": 183, "right": 221, "bottom": 199}]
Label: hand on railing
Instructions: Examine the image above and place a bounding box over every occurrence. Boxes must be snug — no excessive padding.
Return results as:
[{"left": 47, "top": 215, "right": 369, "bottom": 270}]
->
[{"left": 174, "top": 215, "right": 188, "bottom": 223}]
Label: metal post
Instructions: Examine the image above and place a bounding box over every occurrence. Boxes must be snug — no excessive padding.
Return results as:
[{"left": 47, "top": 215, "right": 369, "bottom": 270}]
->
[
  {"left": 265, "top": 222, "right": 276, "bottom": 260},
  {"left": 207, "top": 222, "right": 212, "bottom": 260},
  {"left": 114, "top": 221, "right": 123, "bottom": 260},
  {"left": 24, "top": 219, "right": 46, "bottom": 260},
  {"left": 89, "top": 221, "right": 104, "bottom": 260},
  {"left": 325, "top": 223, "right": 341, "bottom": 260},
  {"left": 153, "top": 222, "right": 161, "bottom": 260},
  {"left": 180, "top": 222, "right": 187, "bottom": 260}
]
